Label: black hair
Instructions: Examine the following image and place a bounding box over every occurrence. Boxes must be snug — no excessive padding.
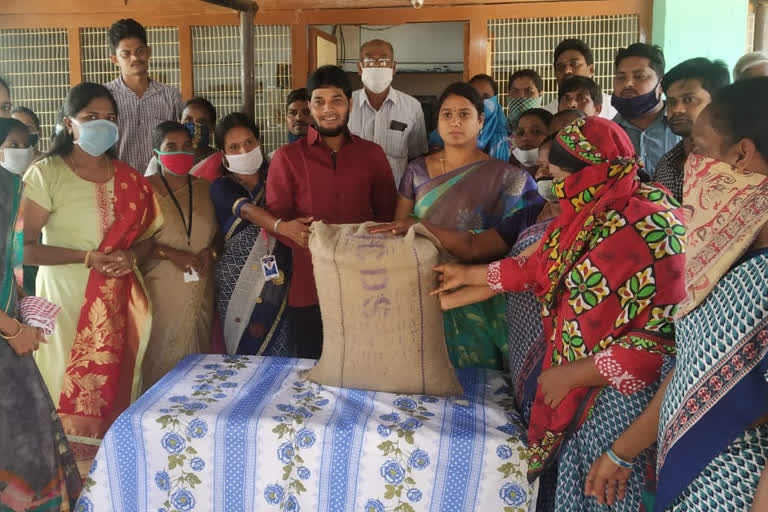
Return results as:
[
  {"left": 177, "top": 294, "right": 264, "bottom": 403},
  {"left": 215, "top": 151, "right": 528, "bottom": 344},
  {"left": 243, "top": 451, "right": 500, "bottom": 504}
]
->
[
  {"left": 468, "top": 73, "right": 499, "bottom": 96},
  {"left": 0, "top": 118, "right": 29, "bottom": 147},
  {"left": 183, "top": 96, "right": 217, "bottom": 127},
  {"left": 549, "top": 137, "right": 588, "bottom": 173},
  {"left": 554, "top": 38, "right": 594, "bottom": 66},
  {"left": 152, "top": 121, "right": 190, "bottom": 151},
  {"left": 708, "top": 76, "right": 768, "bottom": 162},
  {"left": 0, "top": 76, "right": 9, "bottom": 95},
  {"left": 307, "top": 65, "right": 352, "bottom": 100},
  {"left": 11, "top": 106, "right": 41, "bottom": 131},
  {"left": 507, "top": 69, "right": 544, "bottom": 95},
  {"left": 43, "top": 82, "right": 119, "bottom": 160},
  {"left": 661, "top": 57, "right": 731, "bottom": 96},
  {"left": 552, "top": 108, "right": 588, "bottom": 125},
  {"left": 107, "top": 18, "right": 148, "bottom": 54},
  {"left": 215, "top": 112, "right": 260, "bottom": 152},
  {"left": 437, "top": 82, "right": 485, "bottom": 119},
  {"left": 286, "top": 88, "right": 310, "bottom": 108},
  {"left": 615, "top": 43, "right": 665, "bottom": 79},
  {"left": 558, "top": 76, "right": 603, "bottom": 107},
  {"left": 518, "top": 108, "right": 554, "bottom": 129}
]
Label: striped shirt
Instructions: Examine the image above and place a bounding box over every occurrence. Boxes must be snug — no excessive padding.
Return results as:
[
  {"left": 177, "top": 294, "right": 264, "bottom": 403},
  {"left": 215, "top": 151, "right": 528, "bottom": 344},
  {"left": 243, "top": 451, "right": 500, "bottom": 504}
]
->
[
  {"left": 105, "top": 77, "right": 183, "bottom": 173},
  {"left": 348, "top": 87, "right": 428, "bottom": 188}
]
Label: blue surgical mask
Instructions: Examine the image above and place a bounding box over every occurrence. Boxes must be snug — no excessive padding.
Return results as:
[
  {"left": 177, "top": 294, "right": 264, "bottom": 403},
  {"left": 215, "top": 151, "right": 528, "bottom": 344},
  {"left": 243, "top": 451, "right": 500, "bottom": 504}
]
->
[{"left": 71, "top": 119, "right": 119, "bottom": 157}]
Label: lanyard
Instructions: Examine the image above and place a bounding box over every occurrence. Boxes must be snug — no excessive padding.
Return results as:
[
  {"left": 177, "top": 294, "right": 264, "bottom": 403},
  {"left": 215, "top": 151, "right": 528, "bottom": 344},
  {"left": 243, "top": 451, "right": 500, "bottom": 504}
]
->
[{"left": 159, "top": 173, "right": 193, "bottom": 246}]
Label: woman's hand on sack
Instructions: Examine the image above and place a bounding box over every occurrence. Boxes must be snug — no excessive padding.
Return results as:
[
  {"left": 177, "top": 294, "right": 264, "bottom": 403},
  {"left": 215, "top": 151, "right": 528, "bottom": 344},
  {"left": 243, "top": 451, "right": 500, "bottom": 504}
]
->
[
  {"left": 367, "top": 217, "right": 417, "bottom": 236},
  {"left": 278, "top": 217, "right": 314, "bottom": 248}
]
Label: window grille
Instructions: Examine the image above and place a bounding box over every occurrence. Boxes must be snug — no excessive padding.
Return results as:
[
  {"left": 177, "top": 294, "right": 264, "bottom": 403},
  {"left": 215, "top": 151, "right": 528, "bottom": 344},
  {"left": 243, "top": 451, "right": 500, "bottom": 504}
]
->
[
  {"left": 191, "top": 25, "right": 292, "bottom": 154},
  {"left": 488, "top": 15, "right": 640, "bottom": 110},
  {"left": 80, "top": 26, "right": 181, "bottom": 89},
  {"left": 0, "top": 28, "right": 70, "bottom": 151}
]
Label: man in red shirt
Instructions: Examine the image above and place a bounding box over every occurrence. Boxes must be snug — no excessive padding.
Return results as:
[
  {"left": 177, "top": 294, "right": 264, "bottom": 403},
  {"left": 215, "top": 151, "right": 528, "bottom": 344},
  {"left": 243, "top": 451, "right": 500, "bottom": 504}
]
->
[{"left": 267, "top": 65, "right": 397, "bottom": 359}]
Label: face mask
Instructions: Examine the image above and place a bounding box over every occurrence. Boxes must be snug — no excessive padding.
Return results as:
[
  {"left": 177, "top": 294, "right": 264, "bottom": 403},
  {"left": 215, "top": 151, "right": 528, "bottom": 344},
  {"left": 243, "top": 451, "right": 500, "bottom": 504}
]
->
[
  {"left": 224, "top": 145, "right": 263, "bottom": 175},
  {"left": 536, "top": 179, "right": 557, "bottom": 202},
  {"left": 361, "top": 67, "right": 394, "bottom": 94},
  {"left": 184, "top": 122, "right": 210, "bottom": 150},
  {"left": 0, "top": 147, "right": 33, "bottom": 175},
  {"left": 611, "top": 83, "right": 661, "bottom": 119},
  {"left": 156, "top": 150, "right": 195, "bottom": 176},
  {"left": 512, "top": 146, "right": 539, "bottom": 168},
  {"left": 507, "top": 97, "right": 541, "bottom": 129},
  {"left": 71, "top": 119, "right": 119, "bottom": 157},
  {"left": 28, "top": 133, "right": 39, "bottom": 147}
]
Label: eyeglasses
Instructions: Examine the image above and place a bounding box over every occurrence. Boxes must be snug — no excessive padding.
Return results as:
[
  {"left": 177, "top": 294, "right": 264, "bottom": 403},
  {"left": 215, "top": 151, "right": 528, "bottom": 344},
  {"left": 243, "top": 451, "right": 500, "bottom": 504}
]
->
[
  {"left": 361, "top": 58, "right": 393, "bottom": 68},
  {"left": 117, "top": 46, "right": 150, "bottom": 59}
]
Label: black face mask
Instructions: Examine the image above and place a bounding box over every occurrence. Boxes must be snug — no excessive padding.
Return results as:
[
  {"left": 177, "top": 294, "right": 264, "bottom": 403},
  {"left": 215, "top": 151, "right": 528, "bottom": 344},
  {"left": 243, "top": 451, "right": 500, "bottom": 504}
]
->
[{"left": 611, "top": 83, "right": 662, "bottom": 119}]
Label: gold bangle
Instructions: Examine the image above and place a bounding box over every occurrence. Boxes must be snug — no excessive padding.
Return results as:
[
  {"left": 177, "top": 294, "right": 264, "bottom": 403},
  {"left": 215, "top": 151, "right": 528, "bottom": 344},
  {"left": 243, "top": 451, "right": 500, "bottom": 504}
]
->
[
  {"left": 158, "top": 247, "right": 167, "bottom": 259},
  {"left": 2, "top": 319, "right": 23, "bottom": 340},
  {"left": 211, "top": 249, "right": 218, "bottom": 260},
  {"left": 84, "top": 250, "right": 93, "bottom": 268}
]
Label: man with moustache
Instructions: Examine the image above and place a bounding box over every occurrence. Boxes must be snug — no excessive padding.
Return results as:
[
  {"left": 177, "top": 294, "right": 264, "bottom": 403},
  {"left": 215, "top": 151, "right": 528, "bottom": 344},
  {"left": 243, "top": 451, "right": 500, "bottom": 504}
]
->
[
  {"left": 267, "top": 65, "right": 397, "bottom": 359},
  {"left": 269, "top": 88, "right": 310, "bottom": 160},
  {"left": 611, "top": 43, "right": 680, "bottom": 178},
  {"left": 105, "top": 18, "right": 183, "bottom": 172},
  {"left": 654, "top": 58, "right": 731, "bottom": 202}
]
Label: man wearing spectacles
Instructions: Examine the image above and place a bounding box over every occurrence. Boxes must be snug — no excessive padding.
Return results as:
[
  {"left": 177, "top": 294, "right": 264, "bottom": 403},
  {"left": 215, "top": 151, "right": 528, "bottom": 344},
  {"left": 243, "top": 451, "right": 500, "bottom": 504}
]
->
[
  {"left": 348, "top": 39, "right": 428, "bottom": 187},
  {"left": 105, "top": 18, "right": 183, "bottom": 173}
]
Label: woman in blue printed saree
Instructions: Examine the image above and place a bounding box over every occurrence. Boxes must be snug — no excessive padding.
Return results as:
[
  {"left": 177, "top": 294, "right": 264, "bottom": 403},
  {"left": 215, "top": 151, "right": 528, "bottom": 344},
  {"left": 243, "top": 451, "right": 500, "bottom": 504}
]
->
[
  {"left": 393, "top": 82, "right": 540, "bottom": 370},
  {"left": 0, "top": 118, "right": 82, "bottom": 510},
  {"left": 210, "top": 113, "right": 311, "bottom": 356},
  {"left": 585, "top": 78, "right": 768, "bottom": 511}
]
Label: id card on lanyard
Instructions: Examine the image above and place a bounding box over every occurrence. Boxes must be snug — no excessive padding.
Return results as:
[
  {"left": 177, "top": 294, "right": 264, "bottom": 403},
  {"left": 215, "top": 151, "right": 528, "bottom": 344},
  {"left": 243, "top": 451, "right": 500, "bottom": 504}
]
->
[{"left": 260, "top": 228, "right": 279, "bottom": 281}]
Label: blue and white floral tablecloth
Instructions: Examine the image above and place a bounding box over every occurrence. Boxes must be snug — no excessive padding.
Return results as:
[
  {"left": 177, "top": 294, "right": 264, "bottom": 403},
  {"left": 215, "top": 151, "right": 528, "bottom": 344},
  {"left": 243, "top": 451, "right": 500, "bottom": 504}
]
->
[{"left": 76, "top": 355, "right": 535, "bottom": 512}]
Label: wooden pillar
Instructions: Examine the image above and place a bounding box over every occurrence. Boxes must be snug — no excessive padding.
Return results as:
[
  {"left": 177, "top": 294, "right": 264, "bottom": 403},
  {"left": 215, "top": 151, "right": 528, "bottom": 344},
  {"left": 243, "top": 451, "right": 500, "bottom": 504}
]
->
[
  {"left": 179, "top": 24, "right": 194, "bottom": 100},
  {"left": 240, "top": 5, "right": 255, "bottom": 117},
  {"left": 467, "top": 13, "right": 488, "bottom": 79},
  {"left": 67, "top": 26, "right": 83, "bottom": 87},
  {"left": 755, "top": 1, "right": 768, "bottom": 52},
  {"left": 291, "top": 14, "right": 308, "bottom": 89}
]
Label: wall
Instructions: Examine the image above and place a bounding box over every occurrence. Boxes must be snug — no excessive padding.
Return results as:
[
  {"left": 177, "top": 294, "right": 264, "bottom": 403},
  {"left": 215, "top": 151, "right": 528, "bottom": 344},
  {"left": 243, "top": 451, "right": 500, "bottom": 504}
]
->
[{"left": 652, "top": 0, "right": 750, "bottom": 72}]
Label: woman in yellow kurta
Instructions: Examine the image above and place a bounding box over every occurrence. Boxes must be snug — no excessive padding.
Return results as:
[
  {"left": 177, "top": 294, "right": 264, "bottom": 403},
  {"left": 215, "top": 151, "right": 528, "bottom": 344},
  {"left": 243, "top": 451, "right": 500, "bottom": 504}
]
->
[
  {"left": 21, "top": 83, "right": 162, "bottom": 473},
  {"left": 141, "top": 121, "right": 217, "bottom": 390}
]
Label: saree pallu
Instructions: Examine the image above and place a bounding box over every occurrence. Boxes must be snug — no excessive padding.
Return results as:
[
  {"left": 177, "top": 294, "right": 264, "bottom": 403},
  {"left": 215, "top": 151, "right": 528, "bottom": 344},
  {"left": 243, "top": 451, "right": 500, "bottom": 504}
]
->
[
  {"left": 411, "top": 157, "right": 540, "bottom": 370},
  {"left": 57, "top": 162, "right": 160, "bottom": 450},
  {"left": 0, "top": 168, "right": 82, "bottom": 511},
  {"left": 212, "top": 176, "right": 293, "bottom": 357},
  {"left": 656, "top": 252, "right": 768, "bottom": 511}
]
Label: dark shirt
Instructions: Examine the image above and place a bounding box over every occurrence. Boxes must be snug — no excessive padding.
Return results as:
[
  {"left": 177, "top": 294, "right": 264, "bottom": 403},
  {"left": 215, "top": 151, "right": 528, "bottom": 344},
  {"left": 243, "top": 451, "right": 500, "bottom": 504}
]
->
[
  {"left": 210, "top": 171, "right": 265, "bottom": 238},
  {"left": 266, "top": 126, "right": 398, "bottom": 307},
  {"left": 653, "top": 140, "right": 686, "bottom": 203}
]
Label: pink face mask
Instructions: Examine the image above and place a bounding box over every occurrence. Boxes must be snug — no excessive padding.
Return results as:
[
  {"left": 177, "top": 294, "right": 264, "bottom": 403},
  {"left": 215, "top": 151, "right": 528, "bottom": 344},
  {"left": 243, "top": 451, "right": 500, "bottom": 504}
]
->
[{"left": 156, "top": 150, "right": 195, "bottom": 176}]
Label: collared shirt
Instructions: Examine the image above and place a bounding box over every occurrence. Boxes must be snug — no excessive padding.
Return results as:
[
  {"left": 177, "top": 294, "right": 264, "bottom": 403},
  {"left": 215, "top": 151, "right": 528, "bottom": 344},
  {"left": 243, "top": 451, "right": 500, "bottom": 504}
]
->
[
  {"left": 613, "top": 108, "right": 681, "bottom": 179},
  {"left": 653, "top": 140, "right": 686, "bottom": 202},
  {"left": 348, "top": 87, "right": 428, "bottom": 187},
  {"left": 543, "top": 92, "right": 618, "bottom": 120},
  {"left": 105, "top": 77, "right": 183, "bottom": 173},
  {"left": 266, "top": 126, "right": 398, "bottom": 307}
]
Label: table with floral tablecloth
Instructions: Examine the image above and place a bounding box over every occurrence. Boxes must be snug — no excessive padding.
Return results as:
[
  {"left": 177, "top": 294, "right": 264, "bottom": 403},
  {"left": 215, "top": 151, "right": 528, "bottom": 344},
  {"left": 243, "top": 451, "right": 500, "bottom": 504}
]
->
[{"left": 75, "top": 354, "right": 536, "bottom": 512}]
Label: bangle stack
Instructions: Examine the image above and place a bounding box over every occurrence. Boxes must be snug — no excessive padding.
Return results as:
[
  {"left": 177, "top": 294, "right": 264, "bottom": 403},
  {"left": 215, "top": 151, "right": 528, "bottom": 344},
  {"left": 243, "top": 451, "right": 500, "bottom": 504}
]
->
[
  {"left": 606, "top": 448, "right": 635, "bottom": 469},
  {"left": 1, "top": 319, "right": 23, "bottom": 340},
  {"left": 84, "top": 250, "right": 93, "bottom": 268},
  {"left": 273, "top": 219, "right": 283, "bottom": 234}
]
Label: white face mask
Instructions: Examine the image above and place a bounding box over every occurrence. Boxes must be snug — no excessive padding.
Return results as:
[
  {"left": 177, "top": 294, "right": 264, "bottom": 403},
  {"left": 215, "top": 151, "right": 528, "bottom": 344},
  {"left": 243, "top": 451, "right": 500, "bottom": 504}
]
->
[
  {"left": 224, "top": 145, "right": 263, "bottom": 175},
  {"left": 361, "top": 67, "right": 394, "bottom": 94},
  {"left": 537, "top": 179, "right": 558, "bottom": 203},
  {"left": 512, "top": 147, "right": 539, "bottom": 168},
  {"left": 0, "top": 147, "right": 34, "bottom": 175}
]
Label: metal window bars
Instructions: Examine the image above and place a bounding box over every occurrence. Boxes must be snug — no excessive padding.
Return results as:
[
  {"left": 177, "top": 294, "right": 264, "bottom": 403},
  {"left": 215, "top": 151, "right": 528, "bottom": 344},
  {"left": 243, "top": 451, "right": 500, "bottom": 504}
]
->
[
  {"left": 80, "top": 26, "right": 181, "bottom": 88},
  {"left": 488, "top": 14, "right": 640, "bottom": 111},
  {"left": 192, "top": 24, "right": 292, "bottom": 154},
  {"left": 0, "top": 28, "right": 70, "bottom": 151}
]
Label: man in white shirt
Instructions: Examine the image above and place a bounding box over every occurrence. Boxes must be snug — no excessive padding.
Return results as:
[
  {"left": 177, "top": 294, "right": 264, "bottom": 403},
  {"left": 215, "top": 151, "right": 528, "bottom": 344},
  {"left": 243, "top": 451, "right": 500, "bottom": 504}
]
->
[
  {"left": 543, "top": 38, "right": 617, "bottom": 120},
  {"left": 348, "top": 39, "right": 428, "bottom": 187}
]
